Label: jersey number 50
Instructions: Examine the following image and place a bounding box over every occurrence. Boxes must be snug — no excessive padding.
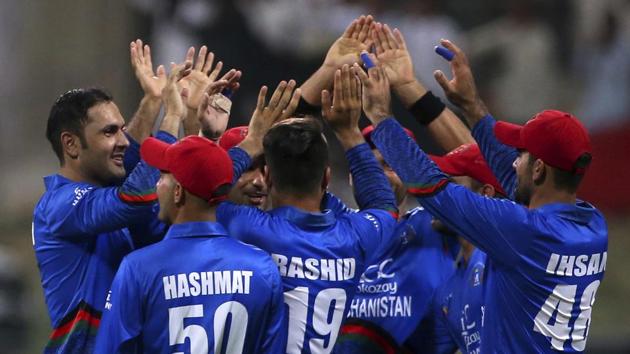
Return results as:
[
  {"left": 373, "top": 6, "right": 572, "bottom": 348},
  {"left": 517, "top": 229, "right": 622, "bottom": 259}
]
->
[
  {"left": 533, "top": 280, "right": 600, "bottom": 351},
  {"left": 169, "top": 302, "right": 248, "bottom": 354}
]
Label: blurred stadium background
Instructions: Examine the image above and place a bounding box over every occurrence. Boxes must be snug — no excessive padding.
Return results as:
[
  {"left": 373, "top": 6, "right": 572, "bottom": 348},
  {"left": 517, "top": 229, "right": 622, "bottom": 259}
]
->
[{"left": 0, "top": 0, "right": 628, "bottom": 352}]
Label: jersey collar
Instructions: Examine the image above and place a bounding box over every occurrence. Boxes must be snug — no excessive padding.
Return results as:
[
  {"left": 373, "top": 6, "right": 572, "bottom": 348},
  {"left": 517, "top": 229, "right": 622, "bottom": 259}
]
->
[
  {"left": 165, "top": 221, "right": 228, "bottom": 240},
  {"left": 536, "top": 199, "right": 597, "bottom": 224},
  {"left": 270, "top": 206, "right": 336, "bottom": 229}
]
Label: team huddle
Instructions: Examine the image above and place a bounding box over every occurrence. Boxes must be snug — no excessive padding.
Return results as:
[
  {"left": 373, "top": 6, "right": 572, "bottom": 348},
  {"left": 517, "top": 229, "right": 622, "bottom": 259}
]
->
[{"left": 32, "top": 15, "right": 608, "bottom": 354}]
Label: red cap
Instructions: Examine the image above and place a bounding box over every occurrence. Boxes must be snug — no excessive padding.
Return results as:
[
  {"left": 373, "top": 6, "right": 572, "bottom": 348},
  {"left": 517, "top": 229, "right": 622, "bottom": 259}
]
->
[
  {"left": 219, "top": 126, "right": 248, "bottom": 151},
  {"left": 494, "top": 110, "right": 592, "bottom": 174},
  {"left": 362, "top": 125, "right": 415, "bottom": 149},
  {"left": 430, "top": 144, "right": 506, "bottom": 195},
  {"left": 140, "top": 136, "right": 233, "bottom": 204}
]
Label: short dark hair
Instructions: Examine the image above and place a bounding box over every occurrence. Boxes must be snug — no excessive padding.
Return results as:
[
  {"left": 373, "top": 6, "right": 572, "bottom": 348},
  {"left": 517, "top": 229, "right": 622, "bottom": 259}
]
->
[
  {"left": 46, "top": 88, "right": 113, "bottom": 164},
  {"left": 263, "top": 118, "right": 328, "bottom": 196},
  {"left": 552, "top": 153, "right": 591, "bottom": 193}
]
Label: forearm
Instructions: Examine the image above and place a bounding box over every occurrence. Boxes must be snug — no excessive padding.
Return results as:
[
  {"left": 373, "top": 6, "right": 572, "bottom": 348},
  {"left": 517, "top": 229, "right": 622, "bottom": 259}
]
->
[
  {"left": 126, "top": 95, "right": 162, "bottom": 143},
  {"left": 393, "top": 79, "right": 428, "bottom": 108},
  {"left": 397, "top": 80, "right": 473, "bottom": 151},
  {"left": 299, "top": 65, "right": 336, "bottom": 106},
  {"left": 158, "top": 114, "right": 181, "bottom": 138},
  {"left": 182, "top": 108, "right": 201, "bottom": 137},
  {"left": 333, "top": 128, "right": 365, "bottom": 152},
  {"left": 228, "top": 147, "right": 252, "bottom": 183},
  {"left": 346, "top": 142, "right": 397, "bottom": 214},
  {"left": 471, "top": 115, "right": 517, "bottom": 198},
  {"left": 426, "top": 110, "right": 475, "bottom": 151}
]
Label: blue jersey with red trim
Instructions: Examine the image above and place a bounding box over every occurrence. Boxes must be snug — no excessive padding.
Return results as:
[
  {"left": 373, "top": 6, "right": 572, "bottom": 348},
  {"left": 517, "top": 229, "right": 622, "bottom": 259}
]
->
[
  {"left": 33, "top": 132, "right": 173, "bottom": 353},
  {"left": 422, "top": 248, "right": 487, "bottom": 354},
  {"left": 218, "top": 143, "right": 398, "bottom": 354},
  {"left": 344, "top": 207, "right": 457, "bottom": 346},
  {"left": 94, "top": 222, "right": 286, "bottom": 353},
  {"left": 371, "top": 117, "right": 608, "bottom": 353}
]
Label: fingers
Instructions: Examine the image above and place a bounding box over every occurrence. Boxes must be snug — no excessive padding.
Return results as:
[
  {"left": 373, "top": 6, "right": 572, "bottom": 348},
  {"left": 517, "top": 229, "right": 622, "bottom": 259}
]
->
[
  {"left": 185, "top": 46, "right": 195, "bottom": 67},
  {"left": 342, "top": 19, "right": 358, "bottom": 39},
  {"left": 350, "top": 16, "right": 365, "bottom": 39},
  {"left": 208, "top": 61, "right": 223, "bottom": 81},
  {"left": 321, "top": 90, "right": 332, "bottom": 118},
  {"left": 282, "top": 87, "right": 301, "bottom": 120},
  {"left": 433, "top": 70, "right": 452, "bottom": 94},
  {"left": 383, "top": 24, "right": 399, "bottom": 50},
  {"left": 333, "top": 69, "right": 342, "bottom": 105},
  {"left": 195, "top": 46, "right": 207, "bottom": 71},
  {"left": 341, "top": 65, "right": 352, "bottom": 102},
  {"left": 274, "top": 80, "right": 297, "bottom": 117},
  {"left": 352, "top": 63, "right": 369, "bottom": 87},
  {"left": 357, "top": 15, "right": 373, "bottom": 43},
  {"left": 205, "top": 79, "right": 229, "bottom": 96},
  {"left": 393, "top": 28, "right": 407, "bottom": 50},
  {"left": 267, "top": 81, "right": 288, "bottom": 112},
  {"left": 156, "top": 64, "right": 166, "bottom": 79},
  {"left": 143, "top": 43, "right": 153, "bottom": 69},
  {"left": 202, "top": 51, "right": 215, "bottom": 74},
  {"left": 256, "top": 85, "right": 268, "bottom": 112},
  {"left": 375, "top": 23, "right": 391, "bottom": 52},
  {"left": 440, "top": 39, "right": 466, "bottom": 65}
]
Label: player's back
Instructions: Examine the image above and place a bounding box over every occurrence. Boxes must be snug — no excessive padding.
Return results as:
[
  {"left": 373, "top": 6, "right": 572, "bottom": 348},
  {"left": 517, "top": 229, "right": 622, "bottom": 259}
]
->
[
  {"left": 96, "top": 222, "right": 285, "bottom": 354},
  {"left": 218, "top": 202, "right": 396, "bottom": 354},
  {"left": 344, "top": 207, "right": 457, "bottom": 346},
  {"left": 484, "top": 200, "right": 608, "bottom": 352}
]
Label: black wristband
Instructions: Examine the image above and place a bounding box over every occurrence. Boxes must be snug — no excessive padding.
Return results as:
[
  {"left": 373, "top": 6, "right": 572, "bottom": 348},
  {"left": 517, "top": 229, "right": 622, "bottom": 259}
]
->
[
  {"left": 295, "top": 97, "right": 321, "bottom": 117},
  {"left": 409, "top": 91, "right": 445, "bottom": 125}
]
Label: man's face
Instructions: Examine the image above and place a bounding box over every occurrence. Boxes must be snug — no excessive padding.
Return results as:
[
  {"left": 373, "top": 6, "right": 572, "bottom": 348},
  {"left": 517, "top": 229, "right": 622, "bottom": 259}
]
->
[
  {"left": 373, "top": 149, "right": 407, "bottom": 206},
  {"left": 513, "top": 150, "right": 534, "bottom": 206},
  {"left": 156, "top": 172, "right": 177, "bottom": 223},
  {"left": 78, "top": 102, "right": 129, "bottom": 185},
  {"left": 228, "top": 166, "right": 268, "bottom": 208}
]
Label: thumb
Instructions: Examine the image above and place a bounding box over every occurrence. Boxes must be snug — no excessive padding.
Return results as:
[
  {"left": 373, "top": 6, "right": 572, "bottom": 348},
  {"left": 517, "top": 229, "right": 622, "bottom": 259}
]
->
[
  {"left": 434, "top": 70, "right": 452, "bottom": 95},
  {"left": 156, "top": 65, "right": 166, "bottom": 79}
]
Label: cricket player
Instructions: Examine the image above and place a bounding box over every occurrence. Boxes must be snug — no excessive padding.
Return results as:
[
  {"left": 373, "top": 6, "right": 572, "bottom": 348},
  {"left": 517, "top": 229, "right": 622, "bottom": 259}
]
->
[
  {"left": 418, "top": 144, "right": 505, "bottom": 354},
  {"left": 33, "top": 60, "right": 192, "bottom": 352},
  {"left": 219, "top": 126, "right": 269, "bottom": 209},
  {"left": 333, "top": 126, "right": 459, "bottom": 354},
  {"left": 95, "top": 136, "right": 286, "bottom": 353},
  {"left": 361, "top": 39, "right": 608, "bottom": 352},
  {"left": 217, "top": 66, "right": 398, "bottom": 354}
]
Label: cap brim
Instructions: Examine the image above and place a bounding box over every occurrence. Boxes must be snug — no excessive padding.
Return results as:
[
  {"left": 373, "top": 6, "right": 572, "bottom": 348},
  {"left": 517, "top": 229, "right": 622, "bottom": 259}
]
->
[
  {"left": 140, "top": 137, "right": 170, "bottom": 171},
  {"left": 494, "top": 121, "right": 526, "bottom": 149},
  {"left": 429, "top": 154, "right": 462, "bottom": 176}
]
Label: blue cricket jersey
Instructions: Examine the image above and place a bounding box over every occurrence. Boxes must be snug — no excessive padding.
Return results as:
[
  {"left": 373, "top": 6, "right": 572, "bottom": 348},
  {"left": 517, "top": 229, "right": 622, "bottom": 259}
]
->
[
  {"left": 94, "top": 221, "right": 286, "bottom": 353},
  {"left": 218, "top": 143, "right": 398, "bottom": 354},
  {"left": 33, "top": 132, "right": 174, "bottom": 353},
  {"left": 422, "top": 248, "right": 487, "bottom": 354},
  {"left": 371, "top": 118, "right": 608, "bottom": 353},
  {"left": 340, "top": 206, "right": 457, "bottom": 346}
]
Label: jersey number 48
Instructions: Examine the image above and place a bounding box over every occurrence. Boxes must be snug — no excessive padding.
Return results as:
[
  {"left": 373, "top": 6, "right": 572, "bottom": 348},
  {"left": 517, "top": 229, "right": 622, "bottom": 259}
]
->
[{"left": 533, "top": 280, "right": 600, "bottom": 351}]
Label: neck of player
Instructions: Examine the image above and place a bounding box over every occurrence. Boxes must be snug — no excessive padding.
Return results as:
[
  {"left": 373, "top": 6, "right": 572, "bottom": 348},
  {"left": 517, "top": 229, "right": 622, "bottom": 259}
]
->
[{"left": 270, "top": 189, "right": 324, "bottom": 213}]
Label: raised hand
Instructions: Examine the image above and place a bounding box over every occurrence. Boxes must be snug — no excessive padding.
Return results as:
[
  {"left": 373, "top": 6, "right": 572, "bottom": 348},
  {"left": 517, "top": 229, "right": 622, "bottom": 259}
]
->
[
  {"left": 372, "top": 23, "right": 415, "bottom": 89},
  {"left": 433, "top": 39, "right": 488, "bottom": 123},
  {"left": 353, "top": 54, "right": 393, "bottom": 125},
  {"left": 321, "top": 65, "right": 363, "bottom": 149},
  {"left": 323, "top": 15, "right": 374, "bottom": 69},
  {"left": 130, "top": 39, "right": 167, "bottom": 98},
  {"left": 179, "top": 46, "right": 242, "bottom": 111},
  {"left": 239, "top": 80, "right": 302, "bottom": 157},
  {"left": 161, "top": 62, "right": 192, "bottom": 125},
  {"left": 197, "top": 79, "right": 232, "bottom": 140}
]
